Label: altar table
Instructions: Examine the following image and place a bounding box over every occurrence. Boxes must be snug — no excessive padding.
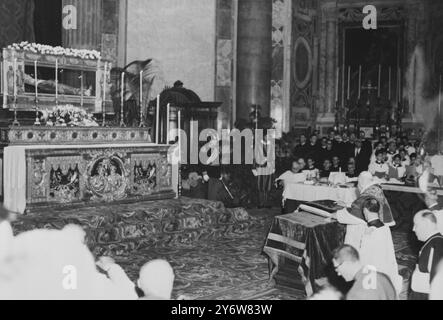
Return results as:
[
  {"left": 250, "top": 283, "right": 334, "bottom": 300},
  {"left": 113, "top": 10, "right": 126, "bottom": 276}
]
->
[
  {"left": 283, "top": 183, "right": 358, "bottom": 207},
  {"left": 262, "top": 211, "right": 345, "bottom": 296},
  {"left": 3, "top": 143, "right": 178, "bottom": 214}
]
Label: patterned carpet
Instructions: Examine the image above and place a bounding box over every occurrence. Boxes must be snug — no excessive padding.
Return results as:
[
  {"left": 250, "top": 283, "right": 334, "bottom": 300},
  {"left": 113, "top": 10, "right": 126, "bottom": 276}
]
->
[{"left": 11, "top": 200, "right": 417, "bottom": 300}]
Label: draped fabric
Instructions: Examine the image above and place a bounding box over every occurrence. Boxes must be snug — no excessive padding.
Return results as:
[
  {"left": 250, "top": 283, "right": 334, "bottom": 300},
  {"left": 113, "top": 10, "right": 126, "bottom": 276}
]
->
[{"left": 0, "top": 0, "right": 35, "bottom": 50}]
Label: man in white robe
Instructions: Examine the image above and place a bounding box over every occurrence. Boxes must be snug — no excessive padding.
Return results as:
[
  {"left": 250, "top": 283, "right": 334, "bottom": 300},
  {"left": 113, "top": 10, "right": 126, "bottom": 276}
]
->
[
  {"left": 358, "top": 198, "right": 403, "bottom": 295},
  {"left": 276, "top": 161, "right": 306, "bottom": 213}
]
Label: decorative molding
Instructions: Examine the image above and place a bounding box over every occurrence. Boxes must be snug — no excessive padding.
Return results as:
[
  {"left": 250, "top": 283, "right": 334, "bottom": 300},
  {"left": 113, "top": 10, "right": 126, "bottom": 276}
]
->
[
  {"left": 293, "top": 37, "right": 313, "bottom": 89},
  {"left": 2, "top": 127, "right": 152, "bottom": 146},
  {"left": 23, "top": 145, "right": 175, "bottom": 209},
  {"left": 338, "top": 6, "right": 406, "bottom": 22}
]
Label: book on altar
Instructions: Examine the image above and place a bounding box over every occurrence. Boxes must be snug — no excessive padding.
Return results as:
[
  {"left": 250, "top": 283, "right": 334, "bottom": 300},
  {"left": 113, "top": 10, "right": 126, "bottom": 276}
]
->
[
  {"left": 276, "top": 171, "right": 306, "bottom": 183},
  {"left": 298, "top": 204, "right": 332, "bottom": 219}
]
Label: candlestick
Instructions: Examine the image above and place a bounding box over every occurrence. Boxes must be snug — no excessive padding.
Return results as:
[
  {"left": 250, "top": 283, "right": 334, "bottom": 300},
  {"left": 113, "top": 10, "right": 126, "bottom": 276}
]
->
[
  {"left": 34, "top": 60, "right": 41, "bottom": 126},
  {"left": 55, "top": 59, "right": 58, "bottom": 105},
  {"left": 342, "top": 64, "right": 345, "bottom": 106},
  {"left": 378, "top": 64, "right": 381, "bottom": 98},
  {"left": 139, "top": 70, "right": 145, "bottom": 127},
  {"left": 80, "top": 72, "right": 84, "bottom": 107},
  {"left": 166, "top": 103, "right": 170, "bottom": 142},
  {"left": 388, "top": 67, "right": 391, "bottom": 100},
  {"left": 103, "top": 62, "right": 107, "bottom": 102},
  {"left": 358, "top": 65, "right": 362, "bottom": 99},
  {"left": 335, "top": 67, "right": 339, "bottom": 102},
  {"left": 102, "top": 63, "right": 107, "bottom": 127},
  {"left": 156, "top": 95, "right": 160, "bottom": 144},
  {"left": 397, "top": 67, "right": 401, "bottom": 102},
  {"left": 347, "top": 66, "right": 350, "bottom": 100},
  {"left": 255, "top": 106, "right": 258, "bottom": 131},
  {"left": 34, "top": 61, "right": 38, "bottom": 99},
  {"left": 13, "top": 58, "right": 17, "bottom": 98},
  {"left": 120, "top": 71, "right": 125, "bottom": 127},
  {"left": 12, "top": 57, "right": 19, "bottom": 126},
  {"left": 178, "top": 110, "right": 182, "bottom": 161}
]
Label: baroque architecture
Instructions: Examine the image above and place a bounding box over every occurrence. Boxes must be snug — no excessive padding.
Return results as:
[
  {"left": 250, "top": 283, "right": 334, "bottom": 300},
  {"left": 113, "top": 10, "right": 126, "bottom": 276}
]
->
[{"left": 1, "top": 0, "right": 441, "bottom": 136}]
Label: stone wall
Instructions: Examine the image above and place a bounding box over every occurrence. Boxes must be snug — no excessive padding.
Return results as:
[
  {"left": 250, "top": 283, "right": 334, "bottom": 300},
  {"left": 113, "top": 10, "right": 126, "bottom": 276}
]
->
[{"left": 126, "top": 0, "right": 217, "bottom": 102}]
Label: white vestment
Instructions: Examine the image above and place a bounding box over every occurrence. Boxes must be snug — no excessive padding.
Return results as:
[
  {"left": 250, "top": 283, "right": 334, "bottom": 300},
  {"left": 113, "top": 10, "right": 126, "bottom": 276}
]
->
[
  {"left": 0, "top": 220, "right": 13, "bottom": 261},
  {"left": 337, "top": 209, "right": 403, "bottom": 295}
]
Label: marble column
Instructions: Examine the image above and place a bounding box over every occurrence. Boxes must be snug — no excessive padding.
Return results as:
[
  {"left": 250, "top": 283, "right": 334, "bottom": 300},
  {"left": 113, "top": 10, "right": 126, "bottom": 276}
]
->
[
  {"left": 62, "top": 0, "right": 102, "bottom": 50},
  {"left": 236, "top": 0, "right": 272, "bottom": 121}
]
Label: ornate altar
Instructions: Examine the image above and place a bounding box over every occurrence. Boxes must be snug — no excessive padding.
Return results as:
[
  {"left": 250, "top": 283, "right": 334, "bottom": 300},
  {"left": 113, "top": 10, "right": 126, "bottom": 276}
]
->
[
  {"left": 1, "top": 43, "right": 110, "bottom": 114},
  {"left": 0, "top": 43, "right": 178, "bottom": 214}
]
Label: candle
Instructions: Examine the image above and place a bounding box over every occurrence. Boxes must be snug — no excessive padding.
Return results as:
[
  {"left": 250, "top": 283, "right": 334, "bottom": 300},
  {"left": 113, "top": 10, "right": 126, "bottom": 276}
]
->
[
  {"left": 347, "top": 66, "right": 350, "bottom": 100},
  {"left": 358, "top": 65, "right": 362, "bottom": 99},
  {"left": 121, "top": 71, "right": 124, "bottom": 107},
  {"left": 397, "top": 67, "right": 401, "bottom": 102},
  {"left": 80, "top": 72, "right": 84, "bottom": 107},
  {"left": 166, "top": 103, "right": 170, "bottom": 143},
  {"left": 13, "top": 58, "right": 17, "bottom": 98},
  {"left": 378, "top": 64, "right": 381, "bottom": 98},
  {"left": 103, "top": 62, "right": 107, "bottom": 102},
  {"left": 178, "top": 110, "right": 182, "bottom": 162},
  {"left": 255, "top": 106, "right": 258, "bottom": 131},
  {"left": 388, "top": 67, "right": 391, "bottom": 100},
  {"left": 335, "top": 67, "right": 339, "bottom": 102},
  {"left": 34, "top": 61, "right": 38, "bottom": 99},
  {"left": 55, "top": 59, "right": 58, "bottom": 102},
  {"left": 156, "top": 95, "right": 160, "bottom": 144},
  {"left": 139, "top": 70, "right": 143, "bottom": 105},
  {"left": 342, "top": 64, "right": 345, "bottom": 104}
]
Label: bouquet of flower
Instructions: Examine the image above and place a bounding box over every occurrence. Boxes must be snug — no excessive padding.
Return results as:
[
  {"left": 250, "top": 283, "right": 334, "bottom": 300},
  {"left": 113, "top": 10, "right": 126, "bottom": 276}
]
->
[
  {"left": 8, "top": 42, "right": 101, "bottom": 60},
  {"left": 41, "top": 105, "right": 99, "bottom": 127}
]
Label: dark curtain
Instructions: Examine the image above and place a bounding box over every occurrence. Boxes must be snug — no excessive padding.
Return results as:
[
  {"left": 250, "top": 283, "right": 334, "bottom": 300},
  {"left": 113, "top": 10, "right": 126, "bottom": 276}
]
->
[{"left": 0, "top": 0, "right": 35, "bottom": 49}]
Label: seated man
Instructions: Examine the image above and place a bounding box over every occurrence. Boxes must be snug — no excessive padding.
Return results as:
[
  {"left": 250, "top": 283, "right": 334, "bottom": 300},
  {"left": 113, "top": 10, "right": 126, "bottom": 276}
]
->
[
  {"left": 410, "top": 210, "right": 443, "bottom": 300},
  {"left": 320, "top": 159, "right": 332, "bottom": 179},
  {"left": 304, "top": 157, "right": 319, "bottom": 180},
  {"left": 345, "top": 163, "right": 358, "bottom": 179},
  {"left": 207, "top": 167, "right": 239, "bottom": 208},
  {"left": 331, "top": 156, "right": 342, "bottom": 172},
  {"left": 137, "top": 259, "right": 174, "bottom": 300},
  {"left": 276, "top": 160, "right": 305, "bottom": 185},
  {"left": 332, "top": 245, "right": 397, "bottom": 300},
  {"left": 276, "top": 161, "right": 305, "bottom": 213}
]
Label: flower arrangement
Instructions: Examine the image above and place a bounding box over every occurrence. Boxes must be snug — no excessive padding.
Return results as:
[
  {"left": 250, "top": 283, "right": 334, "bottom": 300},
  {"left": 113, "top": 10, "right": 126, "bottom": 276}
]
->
[
  {"left": 8, "top": 42, "right": 101, "bottom": 60},
  {"left": 41, "top": 105, "right": 99, "bottom": 127}
]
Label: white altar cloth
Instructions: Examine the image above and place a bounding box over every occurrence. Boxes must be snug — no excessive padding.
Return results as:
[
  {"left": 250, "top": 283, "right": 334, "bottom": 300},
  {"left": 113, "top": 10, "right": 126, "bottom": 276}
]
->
[
  {"left": 284, "top": 183, "right": 359, "bottom": 207},
  {"left": 3, "top": 143, "right": 177, "bottom": 214}
]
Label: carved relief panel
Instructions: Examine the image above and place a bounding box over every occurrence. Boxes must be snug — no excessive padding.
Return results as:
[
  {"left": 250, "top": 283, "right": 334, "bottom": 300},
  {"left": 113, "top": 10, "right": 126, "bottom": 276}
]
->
[{"left": 24, "top": 147, "right": 174, "bottom": 208}]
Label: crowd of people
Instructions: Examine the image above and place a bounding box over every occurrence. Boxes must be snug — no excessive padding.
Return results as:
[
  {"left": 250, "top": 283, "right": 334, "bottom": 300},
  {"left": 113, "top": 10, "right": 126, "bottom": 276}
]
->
[
  {"left": 278, "top": 129, "right": 442, "bottom": 184},
  {"left": 306, "top": 169, "right": 443, "bottom": 300}
]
